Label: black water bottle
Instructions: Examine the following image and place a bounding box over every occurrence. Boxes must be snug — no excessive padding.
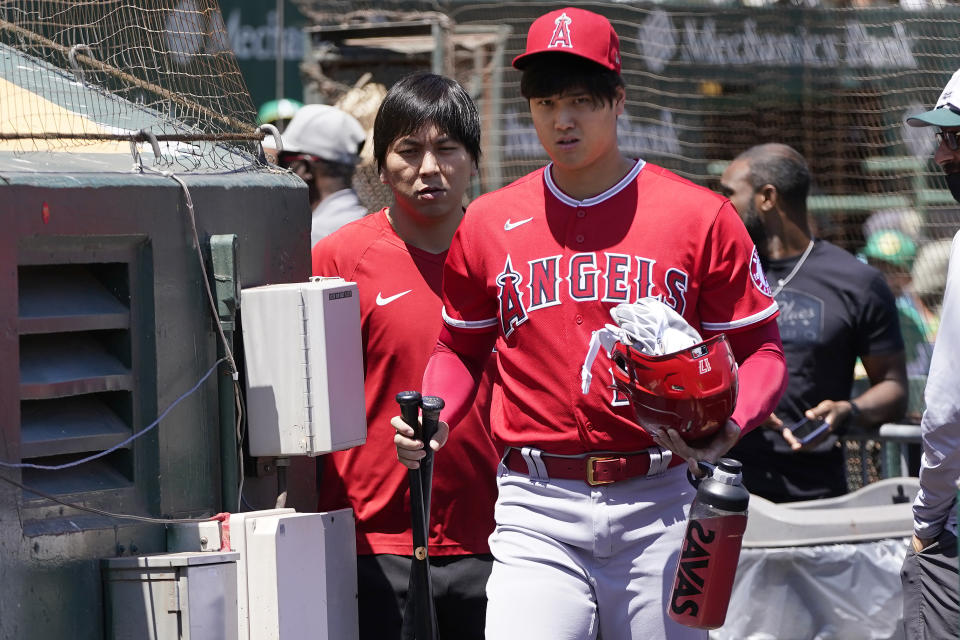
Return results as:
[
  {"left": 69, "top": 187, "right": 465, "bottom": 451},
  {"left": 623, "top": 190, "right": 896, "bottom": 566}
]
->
[{"left": 668, "top": 458, "right": 750, "bottom": 630}]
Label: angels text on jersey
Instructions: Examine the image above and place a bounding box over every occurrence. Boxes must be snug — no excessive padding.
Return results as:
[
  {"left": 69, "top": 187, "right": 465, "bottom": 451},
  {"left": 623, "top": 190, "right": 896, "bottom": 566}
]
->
[{"left": 497, "top": 252, "right": 689, "bottom": 338}]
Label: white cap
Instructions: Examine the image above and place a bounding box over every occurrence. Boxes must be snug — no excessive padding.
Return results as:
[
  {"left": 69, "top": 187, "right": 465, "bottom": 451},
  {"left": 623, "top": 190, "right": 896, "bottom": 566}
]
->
[
  {"left": 907, "top": 68, "right": 960, "bottom": 128},
  {"left": 280, "top": 104, "right": 365, "bottom": 165}
]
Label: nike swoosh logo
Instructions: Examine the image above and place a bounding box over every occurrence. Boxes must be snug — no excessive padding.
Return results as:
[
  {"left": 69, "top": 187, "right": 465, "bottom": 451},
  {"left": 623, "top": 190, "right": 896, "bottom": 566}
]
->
[
  {"left": 504, "top": 217, "right": 533, "bottom": 231},
  {"left": 376, "top": 290, "right": 412, "bottom": 306}
]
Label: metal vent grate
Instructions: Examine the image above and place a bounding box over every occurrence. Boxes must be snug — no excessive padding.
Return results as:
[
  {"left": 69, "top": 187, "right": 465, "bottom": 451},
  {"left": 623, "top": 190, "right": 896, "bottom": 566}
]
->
[{"left": 17, "top": 262, "right": 135, "bottom": 496}]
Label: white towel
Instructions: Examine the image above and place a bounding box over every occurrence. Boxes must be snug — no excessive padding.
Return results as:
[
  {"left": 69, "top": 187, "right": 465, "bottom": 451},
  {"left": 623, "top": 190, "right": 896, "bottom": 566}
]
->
[{"left": 581, "top": 300, "right": 702, "bottom": 394}]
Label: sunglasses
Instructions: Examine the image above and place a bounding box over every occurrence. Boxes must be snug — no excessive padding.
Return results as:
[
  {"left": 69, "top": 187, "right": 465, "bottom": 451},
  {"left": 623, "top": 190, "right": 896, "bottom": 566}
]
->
[{"left": 936, "top": 129, "right": 960, "bottom": 151}]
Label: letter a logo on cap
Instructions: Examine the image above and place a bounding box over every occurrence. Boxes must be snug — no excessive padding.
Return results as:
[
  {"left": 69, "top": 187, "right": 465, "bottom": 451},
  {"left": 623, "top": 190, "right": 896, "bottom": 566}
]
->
[{"left": 549, "top": 12, "right": 573, "bottom": 49}]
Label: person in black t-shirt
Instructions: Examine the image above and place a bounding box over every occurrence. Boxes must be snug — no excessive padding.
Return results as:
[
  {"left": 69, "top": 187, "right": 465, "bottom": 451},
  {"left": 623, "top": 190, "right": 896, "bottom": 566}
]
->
[{"left": 719, "top": 143, "right": 908, "bottom": 502}]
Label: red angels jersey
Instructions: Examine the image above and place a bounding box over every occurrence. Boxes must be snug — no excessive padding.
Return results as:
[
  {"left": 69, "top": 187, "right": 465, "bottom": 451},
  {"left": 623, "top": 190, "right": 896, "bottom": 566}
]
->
[
  {"left": 441, "top": 160, "right": 778, "bottom": 455},
  {"left": 312, "top": 209, "right": 499, "bottom": 556}
]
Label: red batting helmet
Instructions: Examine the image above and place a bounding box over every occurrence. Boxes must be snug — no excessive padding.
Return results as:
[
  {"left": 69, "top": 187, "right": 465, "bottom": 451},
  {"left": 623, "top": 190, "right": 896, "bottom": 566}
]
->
[{"left": 610, "top": 334, "right": 738, "bottom": 442}]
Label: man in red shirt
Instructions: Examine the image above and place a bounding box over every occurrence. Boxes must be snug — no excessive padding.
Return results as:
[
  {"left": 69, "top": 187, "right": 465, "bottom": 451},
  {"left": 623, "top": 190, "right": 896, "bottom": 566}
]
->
[
  {"left": 312, "top": 73, "right": 498, "bottom": 640},
  {"left": 395, "top": 8, "right": 787, "bottom": 639}
]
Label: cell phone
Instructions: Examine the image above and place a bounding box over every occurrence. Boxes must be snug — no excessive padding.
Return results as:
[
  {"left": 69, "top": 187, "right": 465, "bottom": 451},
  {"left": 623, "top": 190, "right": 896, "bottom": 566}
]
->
[{"left": 785, "top": 417, "right": 830, "bottom": 445}]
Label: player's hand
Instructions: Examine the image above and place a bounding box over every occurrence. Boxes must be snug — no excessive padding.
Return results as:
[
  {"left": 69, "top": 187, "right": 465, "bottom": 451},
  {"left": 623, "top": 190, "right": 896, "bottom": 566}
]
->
[
  {"left": 392, "top": 415, "right": 449, "bottom": 469},
  {"left": 912, "top": 534, "right": 937, "bottom": 553},
  {"left": 651, "top": 420, "right": 741, "bottom": 477}
]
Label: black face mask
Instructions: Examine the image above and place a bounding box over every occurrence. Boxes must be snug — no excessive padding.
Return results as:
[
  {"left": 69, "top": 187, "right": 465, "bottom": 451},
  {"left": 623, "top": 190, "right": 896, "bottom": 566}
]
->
[{"left": 947, "top": 173, "right": 960, "bottom": 204}]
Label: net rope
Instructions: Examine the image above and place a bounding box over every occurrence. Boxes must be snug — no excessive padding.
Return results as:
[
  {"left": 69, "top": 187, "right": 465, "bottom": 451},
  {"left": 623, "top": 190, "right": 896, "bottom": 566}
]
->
[{"left": 1, "top": 0, "right": 262, "bottom": 170}]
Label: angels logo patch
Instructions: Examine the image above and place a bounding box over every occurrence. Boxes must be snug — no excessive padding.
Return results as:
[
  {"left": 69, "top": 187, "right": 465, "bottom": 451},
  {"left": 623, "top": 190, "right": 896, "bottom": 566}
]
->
[
  {"left": 548, "top": 12, "right": 573, "bottom": 49},
  {"left": 749, "top": 246, "right": 773, "bottom": 297}
]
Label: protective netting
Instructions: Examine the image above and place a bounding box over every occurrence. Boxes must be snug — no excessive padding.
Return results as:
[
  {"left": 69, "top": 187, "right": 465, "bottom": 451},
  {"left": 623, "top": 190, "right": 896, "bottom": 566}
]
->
[
  {"left": 299, "top": 0, "right": 960, "bottom": 249},
  {"left": 299, "top": 0, "right": 957, "bottom": 446},
  {"left": 0, "top": 0, "right": 262, "bottom": 171}
]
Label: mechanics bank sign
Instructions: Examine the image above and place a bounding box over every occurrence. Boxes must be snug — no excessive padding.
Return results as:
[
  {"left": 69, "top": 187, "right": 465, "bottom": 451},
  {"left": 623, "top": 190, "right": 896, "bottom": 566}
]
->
[{"left": 638, "top": 9, "right": 917, "bottom": 73}]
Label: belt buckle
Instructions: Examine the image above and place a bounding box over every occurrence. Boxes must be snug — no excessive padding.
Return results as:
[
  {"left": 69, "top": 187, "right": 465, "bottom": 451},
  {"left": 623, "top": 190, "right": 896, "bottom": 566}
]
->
[{"left": 586, "top": 455, "right": 618, "bottom": 486}]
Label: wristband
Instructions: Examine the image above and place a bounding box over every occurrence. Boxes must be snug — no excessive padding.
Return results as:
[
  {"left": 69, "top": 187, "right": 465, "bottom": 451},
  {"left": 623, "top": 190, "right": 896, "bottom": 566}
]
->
[
  {"left": 838, "top": 399, "right": 861, "bottom": 435},
  {"left": 848, "top": 399, "right": 862, "bottom": 423}
]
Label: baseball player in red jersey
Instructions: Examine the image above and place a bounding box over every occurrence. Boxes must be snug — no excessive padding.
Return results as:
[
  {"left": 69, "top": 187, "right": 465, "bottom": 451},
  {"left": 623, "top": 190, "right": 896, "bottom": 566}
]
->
[
  {"left": 394, "top": 8, "right": 788, "bottom": 640},
  {"left": 313, "top": 73, "right": 499, "bottom": 640}
]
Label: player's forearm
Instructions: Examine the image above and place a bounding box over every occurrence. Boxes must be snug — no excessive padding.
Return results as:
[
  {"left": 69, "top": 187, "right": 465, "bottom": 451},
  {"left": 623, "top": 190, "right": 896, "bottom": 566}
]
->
[
  {"left": 849, "top": 377, "right": 908, "bottom": 428},
  {"left": 725, "top": 321, "right": 787, "bottom": 436},
  {"left": 422, "top": 326, "right": 496, "bottom": 428}
]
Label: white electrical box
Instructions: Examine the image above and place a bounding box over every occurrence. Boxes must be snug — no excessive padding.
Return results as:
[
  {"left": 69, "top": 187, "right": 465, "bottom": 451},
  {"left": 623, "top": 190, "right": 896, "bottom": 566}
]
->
[
  {"left": 241, "top": 277, "right": 366, "bottom": 457},
  {"left": 228, "top": 508, "right": 296, "bottom": 640},
  {"left": 231, "top": 509, "right": 358, "bottom": 640}
]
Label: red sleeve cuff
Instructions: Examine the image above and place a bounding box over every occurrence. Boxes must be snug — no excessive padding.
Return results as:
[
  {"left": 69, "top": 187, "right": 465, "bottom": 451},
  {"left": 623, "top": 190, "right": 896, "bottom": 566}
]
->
[{"left": 724, "top": 321, "right": 787, "bottom": 435}]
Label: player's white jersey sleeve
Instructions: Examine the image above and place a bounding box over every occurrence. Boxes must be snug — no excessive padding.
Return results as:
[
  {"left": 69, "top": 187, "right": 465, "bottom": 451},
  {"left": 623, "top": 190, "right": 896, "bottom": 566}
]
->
[{"left": 913, "top": 229, "right": 960, "bottom": 539}]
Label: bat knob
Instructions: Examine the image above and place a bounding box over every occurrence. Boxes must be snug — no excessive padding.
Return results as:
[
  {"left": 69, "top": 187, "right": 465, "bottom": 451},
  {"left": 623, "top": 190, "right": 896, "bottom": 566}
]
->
[
  {"left": 420, "top": 396, "right": 444, "bottom": 445},
  {"left": 396, "top": 390, "right": 423, "bottom": 433},
  {"left": 421, "top": 396, "right": 445, "bottom": 416},
  {"left": 396, "top": 390, "right": 422, "bottom": 407}
]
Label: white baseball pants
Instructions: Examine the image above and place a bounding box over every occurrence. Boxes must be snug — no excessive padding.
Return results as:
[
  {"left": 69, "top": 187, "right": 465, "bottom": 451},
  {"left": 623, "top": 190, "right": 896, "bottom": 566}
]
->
[{"left": 484, "top": 460, "right": 707, "bottom": 640}]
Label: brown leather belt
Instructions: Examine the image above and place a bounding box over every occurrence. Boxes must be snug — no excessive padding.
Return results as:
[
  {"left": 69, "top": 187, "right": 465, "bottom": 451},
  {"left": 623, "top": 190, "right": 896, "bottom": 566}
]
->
[{"left": 503, "top": 447, "right": 685, "bottom": 486}]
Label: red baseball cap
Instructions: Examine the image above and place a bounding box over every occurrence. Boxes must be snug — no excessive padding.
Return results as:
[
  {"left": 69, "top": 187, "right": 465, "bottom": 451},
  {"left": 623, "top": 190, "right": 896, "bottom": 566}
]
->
[{"left": 512, "top": 7, "right": 621, "bottom": 73}]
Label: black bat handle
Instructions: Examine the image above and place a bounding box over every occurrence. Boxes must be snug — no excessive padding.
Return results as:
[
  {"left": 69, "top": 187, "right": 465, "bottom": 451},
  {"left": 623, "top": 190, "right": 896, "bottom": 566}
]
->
[
  {"left": 396, "top": 391, "right": 437, "bottom": 639},
  {"left": 414, "top": 396, "right": 443, "bottom": 639},
  {"left": 417, "top": 396, "right": 444, "bottom": 524},
  {"left": 419, "top": 396, "right": 444, "bottom": 447},
  {"left": 396, "top": 390, "right": 423, "bottom": 438}
]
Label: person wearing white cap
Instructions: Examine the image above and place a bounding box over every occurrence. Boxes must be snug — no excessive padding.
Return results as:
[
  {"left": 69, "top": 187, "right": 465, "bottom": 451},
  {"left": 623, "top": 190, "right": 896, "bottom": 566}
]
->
[
  {"left": 278, "top": 104, "right": 368, "bottom": 247},
  {"left": 900, "top": 68, "right": 960, "bottom": 640}
]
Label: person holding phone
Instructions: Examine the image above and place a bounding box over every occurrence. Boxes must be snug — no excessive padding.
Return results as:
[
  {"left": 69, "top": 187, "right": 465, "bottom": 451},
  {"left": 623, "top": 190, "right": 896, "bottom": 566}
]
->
[{"left": 719, "top": 143, "right": 909, "bottom": 503}]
